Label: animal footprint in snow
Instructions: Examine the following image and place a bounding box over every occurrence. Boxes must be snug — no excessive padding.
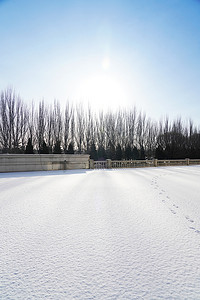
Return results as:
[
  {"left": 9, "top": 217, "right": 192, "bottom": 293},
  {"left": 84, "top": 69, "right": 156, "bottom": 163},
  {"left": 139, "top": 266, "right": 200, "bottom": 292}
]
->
[
  {"left": 185, "top": 216, "right": 194, "bottom": 223},
  {"left": 173, "top": 204, "right": 179, "bottom": 209},
  {"left": 189, "top": 226, "right": 195, "bottom": 230},
  {"left": 189, "top": 226, "right": 200, "bottom": 234},
  {"left": 169, "top": 208, "right": 176, "bottom": 214}
]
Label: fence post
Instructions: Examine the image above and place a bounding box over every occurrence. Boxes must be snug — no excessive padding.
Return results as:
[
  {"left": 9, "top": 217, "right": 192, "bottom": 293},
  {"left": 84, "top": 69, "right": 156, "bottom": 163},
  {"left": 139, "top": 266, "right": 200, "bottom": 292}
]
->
[
  {"left": 63, "top": 160, "right": 67, "bottom": 170},
  {"left": 89, "top": 159, "right": 94, "bottom": 169},
  {"left": 185, "top": 158, "right": 190, "bottom": 166},
  {"left": 106, "top": 159, "right": 112, "bottom": 169},
  {"left": 153, "top": 159, "right": 158, "bottom": 167}
]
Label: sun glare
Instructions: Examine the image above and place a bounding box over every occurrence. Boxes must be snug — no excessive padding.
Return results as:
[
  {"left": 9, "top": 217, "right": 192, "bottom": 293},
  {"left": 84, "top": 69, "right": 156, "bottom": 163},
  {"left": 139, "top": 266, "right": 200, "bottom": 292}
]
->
[
  {"left": 78, "top": 73, "right": 126, "bottom": 110},
  {"left": 74, "top": 55, "right": 129, "bottom": 110},
  {"left": 102, "top": 57, "right": 110, "bottom": 70}
]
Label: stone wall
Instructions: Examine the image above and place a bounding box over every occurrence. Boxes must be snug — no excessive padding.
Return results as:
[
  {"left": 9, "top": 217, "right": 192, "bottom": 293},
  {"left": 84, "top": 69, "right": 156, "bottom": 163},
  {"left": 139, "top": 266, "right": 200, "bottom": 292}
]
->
[{"left": 0, "top": 154, "right": 90, "bottom": 173}]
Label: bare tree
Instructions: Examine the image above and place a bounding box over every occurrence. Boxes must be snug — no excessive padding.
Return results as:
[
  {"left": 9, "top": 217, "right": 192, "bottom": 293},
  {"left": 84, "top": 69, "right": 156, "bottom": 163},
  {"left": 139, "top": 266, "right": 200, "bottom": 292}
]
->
[
  {"left": 52, "top": 100, "right": 63, "bottom": 147},
  {"left": 64, "top": 102, "right": 74, "bottom": 152},
  {"left": 46, "top": 105, "right": 54, "bottom": 152},
  {"left": 75, "top": 103, "right": 85, "bottom": 153},
  {"left": 0, "top": 88, "right": 28, "bottom": 152},
  {"left": 36, "top": 101, "right": 47, "bottom": 152},
  {"left": 0, "top": 90, "right": 9, "bottom": 149}
]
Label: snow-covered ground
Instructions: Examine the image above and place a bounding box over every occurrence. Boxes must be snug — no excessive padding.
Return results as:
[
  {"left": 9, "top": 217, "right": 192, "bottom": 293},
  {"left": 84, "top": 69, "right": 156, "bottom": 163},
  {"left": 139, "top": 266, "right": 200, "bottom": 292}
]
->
[{"left": 0, "top": 166, "right": 200, "bottom": 300}]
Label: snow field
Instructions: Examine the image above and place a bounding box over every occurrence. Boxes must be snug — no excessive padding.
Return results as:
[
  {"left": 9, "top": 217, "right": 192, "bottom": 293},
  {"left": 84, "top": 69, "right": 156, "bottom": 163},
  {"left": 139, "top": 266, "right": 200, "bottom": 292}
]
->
[{"left": 0, "top": 166, "right": 200, "bottom": 299}]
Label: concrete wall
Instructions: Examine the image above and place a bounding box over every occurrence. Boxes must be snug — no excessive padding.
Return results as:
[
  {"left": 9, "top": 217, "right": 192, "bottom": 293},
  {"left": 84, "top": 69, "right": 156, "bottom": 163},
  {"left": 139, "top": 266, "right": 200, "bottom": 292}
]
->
[{"left": 0, "top": 154, "right": 90, "bottom": 173}]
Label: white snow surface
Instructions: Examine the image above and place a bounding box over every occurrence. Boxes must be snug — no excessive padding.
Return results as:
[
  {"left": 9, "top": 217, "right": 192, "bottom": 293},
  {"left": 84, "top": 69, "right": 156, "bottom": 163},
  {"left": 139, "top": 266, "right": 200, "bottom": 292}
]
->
[{"left": 0, "top": 166, "right": 200, "bottom": 300}]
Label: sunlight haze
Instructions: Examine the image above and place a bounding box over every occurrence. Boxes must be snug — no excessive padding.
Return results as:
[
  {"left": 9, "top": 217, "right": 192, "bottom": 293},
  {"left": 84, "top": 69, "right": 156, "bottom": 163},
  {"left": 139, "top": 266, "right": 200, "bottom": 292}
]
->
[{"left": 0, "top": 0, "right": 200, "bottom": 123}]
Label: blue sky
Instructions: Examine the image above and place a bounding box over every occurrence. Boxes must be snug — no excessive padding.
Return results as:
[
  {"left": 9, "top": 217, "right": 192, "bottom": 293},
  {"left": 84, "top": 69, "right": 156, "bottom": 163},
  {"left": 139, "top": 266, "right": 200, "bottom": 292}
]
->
[{"left": 0, "top": 0, "right": 200, "bottom": 123}]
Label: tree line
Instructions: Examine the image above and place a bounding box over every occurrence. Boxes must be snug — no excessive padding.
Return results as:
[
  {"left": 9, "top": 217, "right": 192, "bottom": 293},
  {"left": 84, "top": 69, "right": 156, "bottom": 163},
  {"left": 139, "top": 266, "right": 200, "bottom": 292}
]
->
[{"left": 0, "top": 88, "right": 200, "bottom": 160}]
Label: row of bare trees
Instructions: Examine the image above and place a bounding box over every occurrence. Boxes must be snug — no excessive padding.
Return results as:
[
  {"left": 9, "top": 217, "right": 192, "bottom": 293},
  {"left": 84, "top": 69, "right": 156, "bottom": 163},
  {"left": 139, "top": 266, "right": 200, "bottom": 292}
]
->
[{"left": 0, "top": 88, "right": 200, "bottom": 159}]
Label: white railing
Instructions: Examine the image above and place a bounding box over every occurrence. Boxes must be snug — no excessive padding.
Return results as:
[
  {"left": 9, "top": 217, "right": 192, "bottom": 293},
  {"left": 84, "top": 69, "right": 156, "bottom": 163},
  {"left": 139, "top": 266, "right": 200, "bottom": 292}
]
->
[
  {"left": 157, "top": 159, "right": 187, "bottom": 167},
  {"left": 93, "top": 161, "right": 107, "bottom": 169},
  {"left": 92, "top": 159, "right": 154, "bottom": 169},
  {"left": 111, "top": 160, "right": 153, "bottom": 168},
  {"left": 90, "top": 158, "right": 200, "bottom": 169},
  {"left": 188, "top": 159, "right": 200, "bottom": 165}
]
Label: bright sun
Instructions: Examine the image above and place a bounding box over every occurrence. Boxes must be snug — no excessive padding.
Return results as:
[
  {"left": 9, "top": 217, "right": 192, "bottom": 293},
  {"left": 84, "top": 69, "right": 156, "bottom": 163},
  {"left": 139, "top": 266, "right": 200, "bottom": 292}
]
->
[
  {"left": 77, "top": 57, "right": 126, "bottom": 110},
  {"left": 102, "top": 56, "right": 110, "bottom": 71}
]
